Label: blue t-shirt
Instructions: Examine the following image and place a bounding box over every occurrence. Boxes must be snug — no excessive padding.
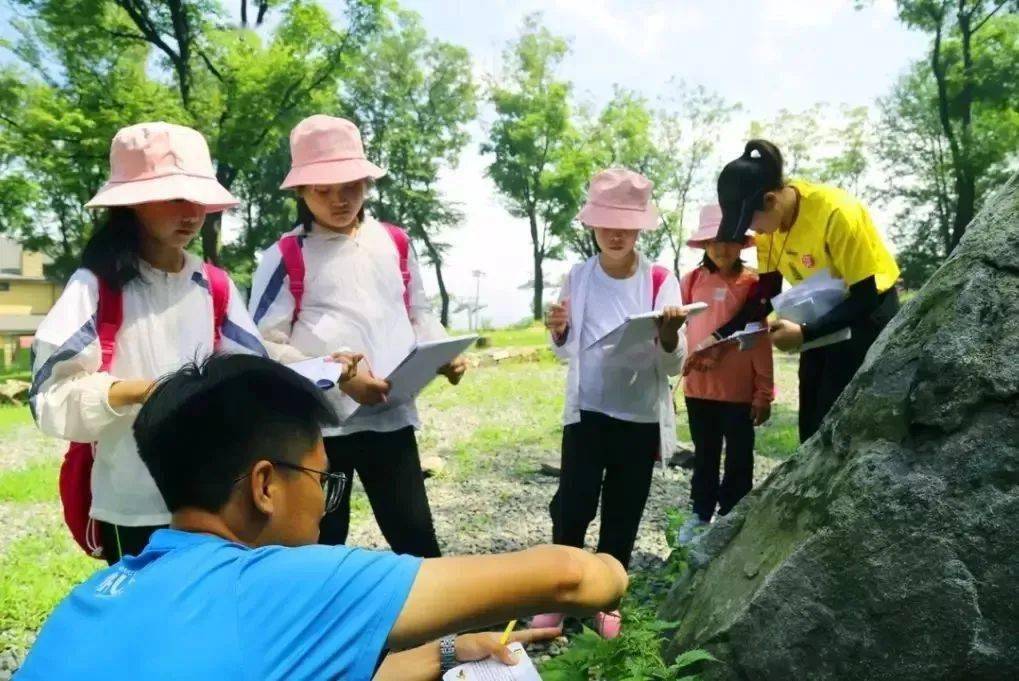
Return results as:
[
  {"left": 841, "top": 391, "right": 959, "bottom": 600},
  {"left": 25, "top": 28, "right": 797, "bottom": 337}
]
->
[{"left": 17, "top": 529, "right": 422, "bottom": 680}]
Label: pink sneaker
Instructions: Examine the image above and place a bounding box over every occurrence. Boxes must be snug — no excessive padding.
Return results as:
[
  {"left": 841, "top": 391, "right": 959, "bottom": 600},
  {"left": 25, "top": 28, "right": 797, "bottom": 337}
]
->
[
  {"left": 530, "top": 612, "right": 565, "bottom": 630},
  {"left": 595, "top": 610, "right": 622, "bottom": 639}
]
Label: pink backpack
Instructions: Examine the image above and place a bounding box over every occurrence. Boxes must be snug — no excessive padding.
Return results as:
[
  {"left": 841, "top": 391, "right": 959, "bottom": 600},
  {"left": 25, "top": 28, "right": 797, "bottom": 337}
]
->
[
  {"left": 277, "top": 222, "right": 411, "bottom": 322},
  {"left": 59, "top": 264, "right": 230, "bottom": 559}
]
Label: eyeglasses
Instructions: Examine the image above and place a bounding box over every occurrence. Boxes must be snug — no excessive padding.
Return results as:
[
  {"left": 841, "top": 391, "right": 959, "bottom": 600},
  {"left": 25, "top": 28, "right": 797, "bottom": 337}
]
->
[
  {"left": 273, "top": 461, "right": 347, "bottom": 514},
  {"left": 234, "top": 461, "right": 347, "bottom": 514}
]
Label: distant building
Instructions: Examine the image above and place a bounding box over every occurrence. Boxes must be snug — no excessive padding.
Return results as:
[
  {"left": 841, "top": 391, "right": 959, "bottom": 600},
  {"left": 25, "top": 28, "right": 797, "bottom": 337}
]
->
[{"left": 0, "top": 237, "right": 62, "bottom": 370}]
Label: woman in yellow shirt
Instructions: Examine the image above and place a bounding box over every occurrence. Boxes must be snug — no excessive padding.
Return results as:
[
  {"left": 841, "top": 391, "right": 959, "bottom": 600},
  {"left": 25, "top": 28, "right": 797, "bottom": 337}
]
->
[{"left": 696, "top": 139, "right": 901, "bottom": 442}]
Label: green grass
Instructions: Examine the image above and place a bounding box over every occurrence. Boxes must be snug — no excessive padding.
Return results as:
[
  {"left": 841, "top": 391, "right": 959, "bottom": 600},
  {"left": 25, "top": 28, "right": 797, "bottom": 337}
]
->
[
  {"left": 0, "top": 404, "right": 32, "bottom": 433},
  {"left": 475, "top": 322, "right": 548, "bottom": 348},
  {"left": 0, "top": 526, "right": 99, "bottom": 653},
  {"left": 0, "top": 459, "right": 59, "bottom": 503},
  {"left": 417, "top": 359, "right": 565, "bottom": 479}
]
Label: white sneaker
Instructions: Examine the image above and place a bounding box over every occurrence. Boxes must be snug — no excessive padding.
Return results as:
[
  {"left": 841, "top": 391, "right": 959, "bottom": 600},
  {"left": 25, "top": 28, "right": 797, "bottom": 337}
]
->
[{"left": 676, "top": 517, "right": 711, "bottom": 545}]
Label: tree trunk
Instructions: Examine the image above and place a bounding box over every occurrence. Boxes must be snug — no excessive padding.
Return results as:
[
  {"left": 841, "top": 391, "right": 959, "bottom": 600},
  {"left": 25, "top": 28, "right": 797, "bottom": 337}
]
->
[
  {"left": 951, "top": 6, "right": 976, "bottom": 248},
  {"left": 529, "top": 211, "right": 543, "bottom": 320},
  {"left": 435, "top": 260, "right": 450, "bottom": 328},
  {"left": 419, "top": 231, "right": 451, "bottom": 328}
]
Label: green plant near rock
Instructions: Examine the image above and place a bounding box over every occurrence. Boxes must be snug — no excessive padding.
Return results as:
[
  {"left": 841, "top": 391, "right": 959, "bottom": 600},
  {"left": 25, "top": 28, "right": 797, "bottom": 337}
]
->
[
  {"left": 539, "top": 607, "right": 715, "bottom": 681},
  {"left": 539, "top": 509, "right": 714, "bottom": 680}
]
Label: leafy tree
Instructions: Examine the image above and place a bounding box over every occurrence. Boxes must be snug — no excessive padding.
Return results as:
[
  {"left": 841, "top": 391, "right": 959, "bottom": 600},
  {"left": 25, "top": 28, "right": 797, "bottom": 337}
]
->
[
  {"left": 0, "top": 0, "right": 383, "bottom": 278},
  {"left": 879, "top": 0, "right": 1019, "bottom": 247},
  {"left": 483, "top": 13, "right": 590, "bottom": 320},
  {"left": 346, "top": 9, "right": 477, "bottom": 326}
]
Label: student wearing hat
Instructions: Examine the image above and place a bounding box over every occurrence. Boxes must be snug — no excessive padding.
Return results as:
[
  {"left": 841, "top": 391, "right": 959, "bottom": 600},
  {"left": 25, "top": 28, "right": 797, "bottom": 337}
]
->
[
  {"left": 537, "top": 168, "right": 688, "bottom": 638},
  {"left": 29, "top": 122, "right": 274, "bottom": 564},
  {"left": 249, "top": 115, "right": 462, "bottom": 557},
  {"left": 675, "top": 205, "right": 774, "bottom": 545},
  {"left": 694, "top": 139, "right": 900, "bottom": 442}
]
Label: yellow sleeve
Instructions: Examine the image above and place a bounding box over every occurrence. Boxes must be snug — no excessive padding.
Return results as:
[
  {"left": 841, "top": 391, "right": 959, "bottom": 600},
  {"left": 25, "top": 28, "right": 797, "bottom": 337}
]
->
[{"left": 825, "top": 205, "right": 883, "bottom": 286}]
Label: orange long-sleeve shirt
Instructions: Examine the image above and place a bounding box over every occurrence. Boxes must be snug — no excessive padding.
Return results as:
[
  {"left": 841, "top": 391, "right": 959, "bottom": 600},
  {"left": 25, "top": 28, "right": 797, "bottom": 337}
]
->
[{"left": 682, "top": 266, "right": 774, "bottom": 407}]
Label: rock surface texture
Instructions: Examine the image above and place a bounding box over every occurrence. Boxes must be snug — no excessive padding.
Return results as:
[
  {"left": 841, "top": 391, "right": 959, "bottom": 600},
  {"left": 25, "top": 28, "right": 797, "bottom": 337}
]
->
[{"left": 661, "top": 175, "right": 1019, "bottom": 681}]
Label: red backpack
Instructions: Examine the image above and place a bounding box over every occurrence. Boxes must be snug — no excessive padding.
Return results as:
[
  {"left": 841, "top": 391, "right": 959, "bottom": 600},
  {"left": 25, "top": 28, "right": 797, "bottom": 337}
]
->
[
  {"left": 59, "top": 264, "right": 230, "bottom": 559},
  {"left": 277, "top": 222, "right": 411, "bottom": 323}
]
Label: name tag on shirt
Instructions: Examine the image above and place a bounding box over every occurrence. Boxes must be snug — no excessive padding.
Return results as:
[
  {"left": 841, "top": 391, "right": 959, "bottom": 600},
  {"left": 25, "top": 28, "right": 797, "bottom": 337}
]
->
[{"left": 713, "top": 287, "right": 728, "bottom": 301}]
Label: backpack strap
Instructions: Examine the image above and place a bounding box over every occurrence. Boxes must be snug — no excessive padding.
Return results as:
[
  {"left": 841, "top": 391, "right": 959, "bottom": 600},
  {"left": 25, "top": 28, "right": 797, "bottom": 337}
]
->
[
  {"left": 278, "top": 234, "right": 305, "bottom": 324},
  {"left": 202, "top": 263, "right": 231, "bottom": 348},
  {"left": 651, "top": 264, "right": 670, "bottom": 309},
  {"left": 680, "top": 266, "right": 702, "bottom": 307},
  {"left": 380, "top": 222, "right": 411, "bottom": 315},
  {"left": 94, "top": 277, "right": 123, "bottom": 372}
]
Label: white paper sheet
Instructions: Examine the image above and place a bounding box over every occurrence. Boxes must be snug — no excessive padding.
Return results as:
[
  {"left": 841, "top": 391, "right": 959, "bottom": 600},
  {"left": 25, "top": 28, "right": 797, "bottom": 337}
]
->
[
  {"left": 442, "top": 643, "right": 542, "bottom": 681},
  {"left": 587, "top": 302, "right": 709, "bottom": 353},
  {"left": 352, "top": 335, "right": 478, "bottom": 417},
  {"left": 285, "top": 356, "right": 346, "bottom": 391}
]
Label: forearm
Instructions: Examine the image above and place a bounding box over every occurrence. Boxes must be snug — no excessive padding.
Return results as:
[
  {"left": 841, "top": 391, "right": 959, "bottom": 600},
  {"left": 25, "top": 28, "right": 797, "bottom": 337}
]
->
[
  {"left": 107, "top": 379, "right": 154, "bottom": 409},
  {"left": 388, "top": 545, "right": 625, "bottom": 649},
  {"left": 801, "top": 276, "right": 880, "bottom": 342},
  {"left": 715, "top": 271, "right": 781, "bottom": 339}
]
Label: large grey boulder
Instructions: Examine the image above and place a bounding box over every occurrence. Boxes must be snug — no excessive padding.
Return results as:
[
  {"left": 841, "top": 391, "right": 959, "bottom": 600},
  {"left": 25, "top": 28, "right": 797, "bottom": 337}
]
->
[{"left": 660, "top": 174, "right": 1019, "bottom": 681}]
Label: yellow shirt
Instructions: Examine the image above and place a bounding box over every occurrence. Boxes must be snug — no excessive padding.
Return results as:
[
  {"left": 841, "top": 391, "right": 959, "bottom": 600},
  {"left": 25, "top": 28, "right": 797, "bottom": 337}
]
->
[{"left": 755, "top": 180, "right": 900, "bottom": 293}]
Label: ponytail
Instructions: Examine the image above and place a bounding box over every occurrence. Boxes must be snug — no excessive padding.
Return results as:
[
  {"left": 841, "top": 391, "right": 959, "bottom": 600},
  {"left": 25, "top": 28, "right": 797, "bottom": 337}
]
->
[
  {"left": 80, "top": 207, "right": 142, "bottom": 290},
  {"left": 742, "top": 139, "right": 784, "bottom": 191},
  {"left": 717, "top": 138, "right": 787, "bottom": 211}
]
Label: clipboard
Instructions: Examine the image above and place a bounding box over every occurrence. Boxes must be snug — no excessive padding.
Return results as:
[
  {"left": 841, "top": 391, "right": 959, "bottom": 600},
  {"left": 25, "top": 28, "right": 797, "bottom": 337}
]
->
[
  {"left": 586, "top": 302, "right": 709, "bottom": 352},
  {"left": 352, "top": 335, "right": 478, "bottom": 417}
]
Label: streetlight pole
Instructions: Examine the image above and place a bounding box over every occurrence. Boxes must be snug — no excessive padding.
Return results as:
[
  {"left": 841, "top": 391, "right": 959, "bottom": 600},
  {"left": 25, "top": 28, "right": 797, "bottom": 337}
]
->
[{"left": 471, "top": 270, "right": 486, "bottom": 331}]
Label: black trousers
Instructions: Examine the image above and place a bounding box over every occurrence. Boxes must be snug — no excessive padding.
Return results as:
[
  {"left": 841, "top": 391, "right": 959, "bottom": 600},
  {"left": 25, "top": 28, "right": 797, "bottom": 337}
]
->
[
  {"left": 550, "top": 410, "right": 658, "bottom": 569},
  {"left": 97, "top": 522, "right": 165, "bottom": 565},
  {"left": 798, "top": 289, "right": 900, "bottom": 442},
  {"left": 685, "top": 398, "right": 754, "bottom": 522},
  {"left": 320, "top": 426, "right": 441, "bottom": 558}
]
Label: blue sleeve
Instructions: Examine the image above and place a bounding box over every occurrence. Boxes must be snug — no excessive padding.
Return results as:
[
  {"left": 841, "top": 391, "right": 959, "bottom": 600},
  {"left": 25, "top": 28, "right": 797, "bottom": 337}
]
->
[{"left": 237, "top": 544, "right": 422, "bottom": 681}]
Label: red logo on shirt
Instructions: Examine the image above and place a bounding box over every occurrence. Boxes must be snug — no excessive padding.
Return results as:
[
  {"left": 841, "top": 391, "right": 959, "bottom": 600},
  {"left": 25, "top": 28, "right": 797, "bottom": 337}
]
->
[{"left": 802, "top": 254, "right": 815, "bottom": 268}]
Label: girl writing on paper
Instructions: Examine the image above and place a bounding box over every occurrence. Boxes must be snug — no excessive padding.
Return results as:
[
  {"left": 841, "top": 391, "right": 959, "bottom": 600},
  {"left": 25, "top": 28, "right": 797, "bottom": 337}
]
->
[
  {"left": 249, "top": 115, "right": 464, "bottom": 557},
  {"left": 675, "top": 205, "right": 774, "bottom": 545},
  {"left": 688, "top": 140, "right": 900, "bottom": 442},
  {"left": 537, "top": 168, "right": 687, "bottom": 639}
]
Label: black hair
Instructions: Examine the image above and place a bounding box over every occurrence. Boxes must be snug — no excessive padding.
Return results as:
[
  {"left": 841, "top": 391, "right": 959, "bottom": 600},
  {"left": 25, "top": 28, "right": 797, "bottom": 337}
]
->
[
  {"left": 701, "top": 252, "right": 744, "bottom": 274},
  {"left": 80, "top": 207, "right": 143, "bottom": 289},
  {"left": 133, "top": 354, "right": 338, "bottom": 513},
  {"left": 717, "top": 139, "right": 786, "bottom": 212},
  {"left": 294, "top": 195, "right": 366, "bottom": 232}
]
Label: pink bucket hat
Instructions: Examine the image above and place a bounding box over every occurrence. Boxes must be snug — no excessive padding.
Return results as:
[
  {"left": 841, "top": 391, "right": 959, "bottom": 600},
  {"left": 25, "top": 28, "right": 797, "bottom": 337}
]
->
[
  {"left": 85, "top": 122, "right": 238, "bottom": 212},
  {"left": 687, "top": 204, "right": 755, "bottom": 248},
  {"left": 576, "top": 168, "right": 659, "bottom": 231},
  {"left": 280, "top": 115, "right": 386, "bottom": 189}
]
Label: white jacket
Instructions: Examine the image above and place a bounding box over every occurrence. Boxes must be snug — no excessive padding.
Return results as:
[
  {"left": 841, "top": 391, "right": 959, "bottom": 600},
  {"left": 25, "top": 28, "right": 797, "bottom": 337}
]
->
[
  {"left": 30, "top": 254, "right": 267, "bottom": 526},
  {"left": 249, "top": 216, "right": 447, "bottom": 436},
  {"left": 551, "top": 255, "right": 685, "bottom": 457}
]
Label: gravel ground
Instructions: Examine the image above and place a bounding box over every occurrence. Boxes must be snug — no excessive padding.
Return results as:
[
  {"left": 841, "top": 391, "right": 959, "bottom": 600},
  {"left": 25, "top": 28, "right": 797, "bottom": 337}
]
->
[
  {"left": 347, "top": 453, "right": 781, "bottom": 568},
  {"left": 0, "top": 425, "right": 62, "bottom": 472}
]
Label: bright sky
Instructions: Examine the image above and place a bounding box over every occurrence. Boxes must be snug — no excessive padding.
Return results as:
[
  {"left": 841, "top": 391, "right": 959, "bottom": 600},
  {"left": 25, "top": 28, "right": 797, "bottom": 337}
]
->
[
  {"left": 389, "top": 0, "right": 930, "bottom": 327},
  {"left": 1, "top": 1, "right": 931, "bottom": 327}
]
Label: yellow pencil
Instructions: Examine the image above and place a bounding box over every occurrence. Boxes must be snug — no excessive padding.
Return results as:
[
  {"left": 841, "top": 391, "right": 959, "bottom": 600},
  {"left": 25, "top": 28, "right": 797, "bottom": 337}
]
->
[{"left": 499, "top": 619, "right": 517, "bottom": 645}]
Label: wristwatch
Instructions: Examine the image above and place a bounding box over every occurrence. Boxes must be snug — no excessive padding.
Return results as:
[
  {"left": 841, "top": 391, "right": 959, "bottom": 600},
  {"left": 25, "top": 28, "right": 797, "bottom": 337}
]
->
[{"left": 439, "top": 635, "right": 458, "bottom": 674}]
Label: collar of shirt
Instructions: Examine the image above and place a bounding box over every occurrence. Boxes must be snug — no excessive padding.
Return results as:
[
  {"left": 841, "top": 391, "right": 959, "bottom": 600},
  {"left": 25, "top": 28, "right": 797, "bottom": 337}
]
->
[{"left": 144, "top": 528, "right": 243, "bottom": 554}]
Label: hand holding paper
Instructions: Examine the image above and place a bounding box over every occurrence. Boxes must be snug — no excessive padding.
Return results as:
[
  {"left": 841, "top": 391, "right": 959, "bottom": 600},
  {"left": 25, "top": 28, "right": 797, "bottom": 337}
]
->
[{"left": 442, "top": 642, "right": 543, "bottom": 681}]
